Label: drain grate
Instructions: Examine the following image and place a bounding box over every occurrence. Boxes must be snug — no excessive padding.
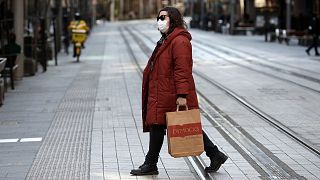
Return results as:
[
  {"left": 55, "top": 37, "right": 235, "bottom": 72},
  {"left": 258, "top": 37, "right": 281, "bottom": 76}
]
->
[{"left": 26, "top": 62, "right": 101, "bottom": 180}]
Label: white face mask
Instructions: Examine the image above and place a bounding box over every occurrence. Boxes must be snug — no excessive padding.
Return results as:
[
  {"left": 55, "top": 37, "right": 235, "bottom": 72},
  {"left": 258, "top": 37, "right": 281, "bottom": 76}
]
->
[{"left": 157, "top": 20, "right": 169, "bottom": 33}]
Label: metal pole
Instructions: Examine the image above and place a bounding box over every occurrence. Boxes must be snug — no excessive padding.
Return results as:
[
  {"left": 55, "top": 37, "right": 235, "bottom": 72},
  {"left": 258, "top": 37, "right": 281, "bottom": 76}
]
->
[
  {"left": 190, "top": 0, "right": 194, "bottom": 17},
  {"left": 286, "top": 0, "right": 291, "bottom": 30},
  {"left": 200, "top": 0, "right": 205, "bottom": 28},
  {"left": 230, "top": 0, "right": 236, "bottom": 34},
  {"left": 52, "top": 17, "right": 58, "bottom": 66},
  {"left": 214, "top": 0, "right": 220, "bottom": 31},
  {"left": 92, "top": 0, "right": 97, "bottom": 26},
  {"left": 70, "top": 0, "right": 75, "bottom": 19},
  {"left": 55, "top": 0, "right": 62, "bottom": 53},
  {"left": 264, "top": 10, "right": 268, "bottom": 42}
]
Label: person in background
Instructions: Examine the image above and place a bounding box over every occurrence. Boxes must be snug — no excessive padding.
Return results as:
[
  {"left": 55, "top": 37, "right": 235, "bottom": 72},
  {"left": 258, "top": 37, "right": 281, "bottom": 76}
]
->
[
  {"left": 130, "top": 6, "right": 228, "bottom": 176},
  {"left": 306, "top": 13, "right": 319, "bottom": 56},
  {"left": 37, "top": 18, "right": 48, "bottom": 72},
  {"left": 1, "top": 32, "right": 21, "bottom": 73},
  {"left": 2, "top": 33, "right": 21, "bottom": 58},
  {"left": 63, "top": 13, "right": 70, "bottom": 55},
  {"left": 68, "top": 12, "right": 89, "bottom": 57},
  {"left": 1, "top": 33, "right": 21, "bottom": 90}
]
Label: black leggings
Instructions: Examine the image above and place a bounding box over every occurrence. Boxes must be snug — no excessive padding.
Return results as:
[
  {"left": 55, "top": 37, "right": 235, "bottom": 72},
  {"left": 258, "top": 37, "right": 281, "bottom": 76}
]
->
[
  {"left": 306, "top": 36, "right": 319, "bottom": 55},
  {"left": 145, "top": 125, "right": 220, "bottom": 164}
]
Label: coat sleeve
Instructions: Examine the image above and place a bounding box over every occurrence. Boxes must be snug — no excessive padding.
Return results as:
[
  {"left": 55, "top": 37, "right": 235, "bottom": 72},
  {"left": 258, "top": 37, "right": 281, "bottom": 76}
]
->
[{"left": 172, "top": 36, "right": 192, "bottom": 95}]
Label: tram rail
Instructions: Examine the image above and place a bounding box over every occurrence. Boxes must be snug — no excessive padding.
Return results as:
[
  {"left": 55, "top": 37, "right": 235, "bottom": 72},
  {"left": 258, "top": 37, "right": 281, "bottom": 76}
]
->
[
  {"left": 194, "top": 32, "right": 320, "bottom": 75},
  {"left": 192, "top": 42, "right": 320, "bottom": 94}
]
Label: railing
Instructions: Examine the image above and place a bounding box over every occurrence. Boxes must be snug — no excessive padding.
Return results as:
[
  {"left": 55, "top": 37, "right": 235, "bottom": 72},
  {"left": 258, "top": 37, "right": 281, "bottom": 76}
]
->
[
  {"left": 0, "top": 54, "right": 19, "bottom": 90},
  {"left": 0, "top": 58, "right": 7, "bottom": 72},
  {"left": 0, "top": 58, "right": 7, "bottom": 106}
]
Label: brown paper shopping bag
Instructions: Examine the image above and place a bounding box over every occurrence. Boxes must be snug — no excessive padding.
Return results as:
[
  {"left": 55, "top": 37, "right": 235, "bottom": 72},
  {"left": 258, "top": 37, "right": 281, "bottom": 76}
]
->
[{"left": 166, "top": 105, "right": 204, "bottom": 158}]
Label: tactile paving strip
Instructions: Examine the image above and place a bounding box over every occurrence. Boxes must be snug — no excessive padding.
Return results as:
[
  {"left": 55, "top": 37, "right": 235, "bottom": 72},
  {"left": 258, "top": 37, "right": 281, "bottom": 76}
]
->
[{"left": 26, "top": 62, "right": 101, "bottom": 180}]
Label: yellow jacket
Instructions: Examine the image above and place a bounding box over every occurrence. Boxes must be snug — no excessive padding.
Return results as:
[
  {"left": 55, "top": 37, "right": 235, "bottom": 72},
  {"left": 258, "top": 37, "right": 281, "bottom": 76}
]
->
[{"left": 68, "top": 20, "right": 89, "bottom": 32}]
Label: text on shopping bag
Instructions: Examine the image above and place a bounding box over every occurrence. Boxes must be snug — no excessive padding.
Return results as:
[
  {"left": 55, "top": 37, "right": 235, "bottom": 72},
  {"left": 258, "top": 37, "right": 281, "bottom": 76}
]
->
[{"left": 167, "top": 122, "right": 202, "bottom": 138}]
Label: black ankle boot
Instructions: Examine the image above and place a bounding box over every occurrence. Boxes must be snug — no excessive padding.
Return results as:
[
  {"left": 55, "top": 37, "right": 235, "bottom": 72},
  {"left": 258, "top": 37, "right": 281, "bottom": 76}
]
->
[
  {"left": 205, "top": 152, "right": 228, "bottom": 173},
  {"left": 130, "top": 163, "right": 159, "bottom": 175},
  {"left": 306, "top": 50, "right": 310, "bottom": 56}
]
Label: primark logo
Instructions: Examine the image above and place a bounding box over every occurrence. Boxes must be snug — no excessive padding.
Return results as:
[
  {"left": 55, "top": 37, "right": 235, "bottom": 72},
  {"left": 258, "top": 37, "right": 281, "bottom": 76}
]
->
[{"left": 168, "top": 123, "right": 202, "bottom": 138}]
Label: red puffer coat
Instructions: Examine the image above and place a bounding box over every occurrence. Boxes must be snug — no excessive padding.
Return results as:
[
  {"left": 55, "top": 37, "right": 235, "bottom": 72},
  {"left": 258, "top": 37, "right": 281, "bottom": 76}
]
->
[{"left": 142, "top": 27, "right": 199, "bottom": 132}]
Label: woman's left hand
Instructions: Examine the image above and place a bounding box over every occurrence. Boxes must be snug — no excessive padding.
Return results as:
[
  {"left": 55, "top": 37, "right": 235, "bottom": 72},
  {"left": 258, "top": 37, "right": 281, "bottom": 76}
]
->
[{"left": 176, "top": 97, "right": 187, "bottom": 106}]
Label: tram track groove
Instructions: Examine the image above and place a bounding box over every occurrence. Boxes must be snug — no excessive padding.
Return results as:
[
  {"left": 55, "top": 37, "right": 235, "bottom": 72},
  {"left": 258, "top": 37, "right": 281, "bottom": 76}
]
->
[
  {"left": 194, "top": 70, "right": 320, "bottom": 155},
  {"left": 191, "top": 40, "right": 320, "bottom": 94},
  {"left": 193, "top": 31, "right": 320, "bottom": 75},
  {"left": 123, "top": 26, "right": 319, "bottom": 179}
]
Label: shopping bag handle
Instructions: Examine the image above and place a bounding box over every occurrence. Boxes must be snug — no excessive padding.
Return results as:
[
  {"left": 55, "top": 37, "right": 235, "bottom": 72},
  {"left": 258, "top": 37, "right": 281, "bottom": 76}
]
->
[{"left": 176, "top": 104, "right": 189, "bottom": 112}]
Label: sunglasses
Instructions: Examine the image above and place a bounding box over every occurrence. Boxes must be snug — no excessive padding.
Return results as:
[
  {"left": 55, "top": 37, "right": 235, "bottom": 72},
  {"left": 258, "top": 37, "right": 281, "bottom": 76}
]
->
[{"left": 157, "top": 15, "right": 168, "bottom": 21}]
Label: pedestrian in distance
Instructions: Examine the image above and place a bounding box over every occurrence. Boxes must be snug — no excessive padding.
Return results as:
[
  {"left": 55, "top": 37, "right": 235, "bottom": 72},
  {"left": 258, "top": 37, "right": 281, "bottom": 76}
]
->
[
  {"left": 130, "top": 6, "right": 228, "bottom": 176},
  {"left": 63, "top": 13, "right": 70, "bottom": 55},
  {"left": 2, "top": 33, "right": 21, "bottom": 57},
  {"left": 37, "top": 18, "right": 48, "bottom": 72},
  {"left": 1, "top": 33, "right": 21, "bottom": 75},
  {"left": 306, "top": 13, "right": 319, "bottom": 56}
]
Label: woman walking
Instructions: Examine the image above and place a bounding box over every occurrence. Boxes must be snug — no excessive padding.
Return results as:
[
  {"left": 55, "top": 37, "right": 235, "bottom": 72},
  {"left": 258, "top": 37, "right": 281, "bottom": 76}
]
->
[{"left": 130, "top": 7, "right": 228, "bottom": 176}]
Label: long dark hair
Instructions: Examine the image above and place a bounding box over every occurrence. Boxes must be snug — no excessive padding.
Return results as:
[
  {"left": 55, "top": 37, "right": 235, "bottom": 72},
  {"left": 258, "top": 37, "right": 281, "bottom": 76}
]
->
[{"left": 158, "top": 7, "right": 187, "bottom": 35}]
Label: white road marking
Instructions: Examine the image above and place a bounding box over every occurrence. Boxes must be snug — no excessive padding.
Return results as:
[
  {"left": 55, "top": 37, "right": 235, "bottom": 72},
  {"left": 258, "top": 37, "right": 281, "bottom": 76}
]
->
[
  {"left": 20, "top": 137, "right": 43, "bottom": 142},
  {"left": 0, "top": 137, "right": 42, "bottom": 143},
  {"left": 0, "top": 139, "right": 19, "bottom": 143}
]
